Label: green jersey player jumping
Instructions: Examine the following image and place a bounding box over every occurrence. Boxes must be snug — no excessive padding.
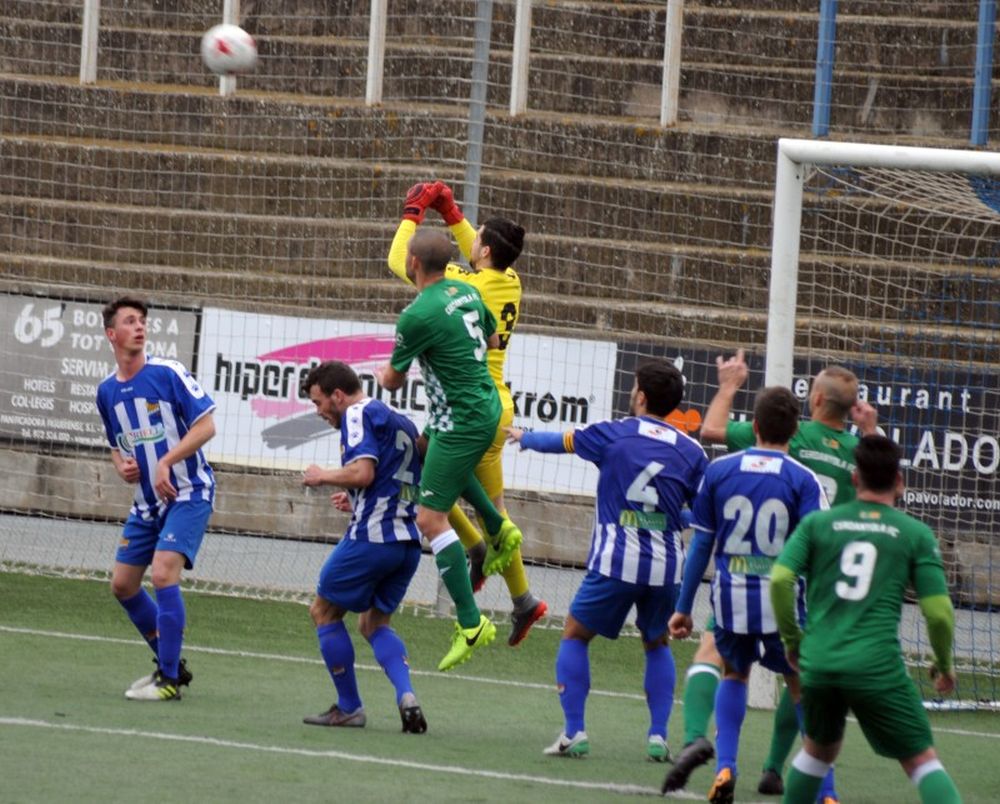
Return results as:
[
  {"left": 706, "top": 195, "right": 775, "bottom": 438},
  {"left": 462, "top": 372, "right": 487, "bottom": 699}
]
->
[
  {"left": 376, "top": 227, "right": 522, "bottom": 672},
  {"left": 771, "top": 434, "right": 960, "bottom": 804}
]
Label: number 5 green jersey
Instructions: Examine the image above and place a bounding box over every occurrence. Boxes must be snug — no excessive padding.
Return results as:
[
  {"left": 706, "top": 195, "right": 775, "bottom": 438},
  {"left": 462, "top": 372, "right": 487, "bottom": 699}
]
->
[
  {"left": 390, "top": 278, "right": 500, "bottom": 435},
  {"left": 775, "top": 500, "right": 948, "bottom": 687}
]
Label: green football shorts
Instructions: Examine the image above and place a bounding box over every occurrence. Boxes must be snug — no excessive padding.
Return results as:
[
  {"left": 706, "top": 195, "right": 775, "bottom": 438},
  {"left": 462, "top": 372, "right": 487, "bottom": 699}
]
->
[
  {"left": 801, "top": 676, "right": 933, "bottom": 759},
  {"left": 419, "top": 424, "right": 497, "bottom": 513}
]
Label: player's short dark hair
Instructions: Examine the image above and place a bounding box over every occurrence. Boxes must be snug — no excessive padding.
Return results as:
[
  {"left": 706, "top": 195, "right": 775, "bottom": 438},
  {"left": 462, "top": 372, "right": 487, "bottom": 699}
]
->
[
  {"left": 636, "top": 359, "right": 684, "bottom": 417},
  {"left": 409, "top": 228, "right": 453, "bottom": 274},
  {"left": 813, "top": 365, "right": 859, "bottom": 418},
  {"left": 854, "top": 434, "right": 902, "bottom": 492},
  {"left": 300, "top": 360, "right": 361, "bottom": 397},
  {"left": 102, "top": 296, "right": 148, "bottom": 329},
  {"left": 754, "top": 386, "right": 800, "bottom": 445},
  {"left": 480, "top": 217, "right": 525, "bottom": 269}
]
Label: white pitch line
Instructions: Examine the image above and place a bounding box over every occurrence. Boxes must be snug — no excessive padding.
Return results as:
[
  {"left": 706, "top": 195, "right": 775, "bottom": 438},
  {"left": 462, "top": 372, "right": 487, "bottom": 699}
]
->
[
  {"left": 2, "top": 625, "right": 998, "bottom": 742},
  {"left": 0, "top": 716, "right": 696, "bottom": 799},
  {"left": 0, "top": 625, "right": 646, "bottom": 700}
]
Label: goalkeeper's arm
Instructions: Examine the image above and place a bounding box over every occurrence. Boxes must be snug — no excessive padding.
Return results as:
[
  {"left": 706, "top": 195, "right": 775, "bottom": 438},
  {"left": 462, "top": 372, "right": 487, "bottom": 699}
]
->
[{"left": 387, "top": 219, "right": 416, "bottom": 285}]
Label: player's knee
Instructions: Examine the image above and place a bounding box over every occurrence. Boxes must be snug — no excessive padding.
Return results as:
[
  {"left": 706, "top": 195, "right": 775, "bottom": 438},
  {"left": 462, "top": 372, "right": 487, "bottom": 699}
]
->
[
  {"left": 902, "top": 748, "right": 940, "bottom": 780},
  {"left": 416, "top": 507, "right": 447, "bottom": 537},
  {"left": 693, "top": 633, "right": 723, "bottom": 666},
  {"left": 110, "top": 576, "right": 138, "bottom": 600},
  {"left": 309, "top": 597, "right": 340, "bottom": 627}
]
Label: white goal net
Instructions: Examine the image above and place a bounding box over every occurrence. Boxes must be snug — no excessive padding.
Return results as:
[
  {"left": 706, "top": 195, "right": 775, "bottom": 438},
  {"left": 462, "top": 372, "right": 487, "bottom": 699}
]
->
[{"left": 769, "top": 138, "right": 999, "bottom": 709}]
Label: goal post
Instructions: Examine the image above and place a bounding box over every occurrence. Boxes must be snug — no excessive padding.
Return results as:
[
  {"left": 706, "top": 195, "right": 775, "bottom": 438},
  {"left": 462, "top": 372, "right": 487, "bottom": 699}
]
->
[{"left": 766, "top": 137, "right": 1000, "bottom": 710}]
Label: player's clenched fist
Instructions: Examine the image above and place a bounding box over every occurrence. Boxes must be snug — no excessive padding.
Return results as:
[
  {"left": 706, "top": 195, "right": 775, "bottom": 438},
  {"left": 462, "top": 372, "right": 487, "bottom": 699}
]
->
[
  {"left": 430, "top": 181, "right": 465, "bottom": 226},
  {"left": 402, "top": 182, "right": 440, "bottom": 224}
]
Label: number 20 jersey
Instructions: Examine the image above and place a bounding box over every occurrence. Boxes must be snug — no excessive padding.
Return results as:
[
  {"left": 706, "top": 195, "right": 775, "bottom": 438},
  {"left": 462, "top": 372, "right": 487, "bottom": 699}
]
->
[
  {"left": 572, "top": 416, "right": 708, "bottom": 587},
  {"left": 691, "top": 448, "right": 828, "bottom": 634}
]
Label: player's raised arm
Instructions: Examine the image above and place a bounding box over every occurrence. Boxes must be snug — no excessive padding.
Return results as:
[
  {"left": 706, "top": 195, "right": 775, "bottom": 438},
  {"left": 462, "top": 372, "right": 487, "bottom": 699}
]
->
[
  {"left": 700, "top": 348, "right": 748, "bottom": 444},
  {"left": 429, "top": 181, "right": 477, "bottom": 260},
  {"left": 386, "top": 182, "right": 441, "bottom": 283}
]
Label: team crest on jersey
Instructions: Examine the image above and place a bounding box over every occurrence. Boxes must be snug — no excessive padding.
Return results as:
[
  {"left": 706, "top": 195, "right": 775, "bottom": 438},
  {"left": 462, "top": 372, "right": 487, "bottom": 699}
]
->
[
  {"left": 638, "top": 419, "right": 678, "bottom": 444},
  {"left": 823, "top": 436, "right": 840, "bottom": 449},
  {"left": 859, "top": 509, "right": 882, "bottom": 520},
  {"left": 145, "top": 401, "right": 160, "bottom": 415},
  {"left": 740, "top": 454, "right": 783, "bottom": 474},
  {"left": 445, "top": 285, "right": 459, "bottom": 296}
]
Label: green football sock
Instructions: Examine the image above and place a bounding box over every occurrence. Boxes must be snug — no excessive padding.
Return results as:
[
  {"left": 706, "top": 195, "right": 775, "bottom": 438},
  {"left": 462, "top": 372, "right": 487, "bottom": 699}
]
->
[
  {"left": 784, "top": 765, "right": 824, "bottom": 803},
  {"left": 461, "top": 475, "right": 504, "bottom": 536},
  {"left": 916, "top": 767, "right": 961, "bottom": 804},
  {"left": 763, "top": 685, "right": 799, "bottom": 772},
  {"left": 683, "top": 663, "right": 721, "bottom": 744},
  {"left": 434, "top": 540, "right": 481, "bottom": 628}
]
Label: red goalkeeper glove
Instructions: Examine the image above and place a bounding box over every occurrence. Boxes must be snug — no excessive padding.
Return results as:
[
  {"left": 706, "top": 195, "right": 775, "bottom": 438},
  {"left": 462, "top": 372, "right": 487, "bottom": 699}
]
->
[
  {"left": 402, "top": 182, "right": 440, "bottom": 224},
  {"left": 430, "top": 181, "right": 465, "bottom": 226}
]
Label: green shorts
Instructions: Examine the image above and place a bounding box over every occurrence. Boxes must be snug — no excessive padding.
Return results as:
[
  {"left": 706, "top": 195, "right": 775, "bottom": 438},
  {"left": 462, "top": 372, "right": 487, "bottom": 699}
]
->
[
  {"left": 801, "top": 678, "right": 933, "bottom": 760},
  {"left": 419, "top": 426, "right": 496, "bottom": 513}
]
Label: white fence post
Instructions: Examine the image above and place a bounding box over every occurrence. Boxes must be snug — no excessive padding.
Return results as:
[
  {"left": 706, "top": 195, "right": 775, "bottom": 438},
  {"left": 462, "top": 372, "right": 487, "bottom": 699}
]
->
[
  {"left": 509, "top": 0, "right": 532, "bottom": 116},
  {"left": 366, "top": 0, "right": 388, "bottom": 105},
  {"left": 219, "top": 0, "right": 240, "bottom": 97},
  {"left": 660, "top": 0, "right": 684, "bottom": 127},
  {"left": 79, "top": 0, "right": 100, "bottom": 84}
]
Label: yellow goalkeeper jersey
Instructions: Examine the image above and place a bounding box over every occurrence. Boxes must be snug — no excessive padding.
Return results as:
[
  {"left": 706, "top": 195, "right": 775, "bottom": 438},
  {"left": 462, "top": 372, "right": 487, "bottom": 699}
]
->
[{"left": 388, "top": 218, "right": 520, "bottom": 412}]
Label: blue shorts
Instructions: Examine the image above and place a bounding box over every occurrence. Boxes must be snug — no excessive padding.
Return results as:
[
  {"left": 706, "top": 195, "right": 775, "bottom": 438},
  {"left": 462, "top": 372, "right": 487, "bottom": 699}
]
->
[
  {"left": 569, "top": 570, "right": 678, "bottom": 642},
  {"left": 317, "top": 538, "right": 422, "bottom": 614},
  {"left": 116, "top": 499, "right": 213, "bottom": 570},
  {"left": 714, "top": 626, "right": 796, "bottom": 676}
]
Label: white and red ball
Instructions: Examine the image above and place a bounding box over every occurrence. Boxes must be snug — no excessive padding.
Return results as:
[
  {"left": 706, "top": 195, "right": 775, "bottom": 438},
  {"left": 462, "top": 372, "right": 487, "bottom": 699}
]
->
[{"left": 201, "top": 24, "right": 257, "bottom": 75}]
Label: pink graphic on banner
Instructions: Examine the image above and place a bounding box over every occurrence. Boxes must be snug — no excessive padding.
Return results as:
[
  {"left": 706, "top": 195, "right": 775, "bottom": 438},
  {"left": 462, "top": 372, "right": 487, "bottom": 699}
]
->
[{"left": 250, "top": 334, "right": 396, "bottom": 420}]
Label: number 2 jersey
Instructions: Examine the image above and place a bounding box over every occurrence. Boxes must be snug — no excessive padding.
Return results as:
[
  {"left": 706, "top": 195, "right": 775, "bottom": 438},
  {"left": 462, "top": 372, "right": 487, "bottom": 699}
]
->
[
  {"left": 569, "top": 416, "right": 708, "bottom": 587},
  {"left": 96, "top": 357, "right": 215, "bottom": 520},
  {"left": 776, "top": 500, "right": 948, "bottom": 685},
  {"left": 339, "top": 398, "right": 422, "bottom": 543},
  {"left": 692, "top": 448, "right": 828, "bottom": 634}
]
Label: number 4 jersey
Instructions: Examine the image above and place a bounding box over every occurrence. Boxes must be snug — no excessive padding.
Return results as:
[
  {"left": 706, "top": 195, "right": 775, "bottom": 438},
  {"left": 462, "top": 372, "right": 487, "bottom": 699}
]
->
[
  {"left": 776, "top": 500, "right": 948, "bottom": 682},
  {"left": 571, "top": 416, "right": 708, "bottom": 587},
  {"left": 691, "top": 448, "right": 829, "bottom": 633}
]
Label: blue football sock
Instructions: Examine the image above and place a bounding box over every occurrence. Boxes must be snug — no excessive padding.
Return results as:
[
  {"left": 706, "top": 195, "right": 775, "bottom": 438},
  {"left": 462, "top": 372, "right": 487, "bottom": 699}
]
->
[
  {"left": 715, "top": 678, "right": 748, "bottom": 775},
  {"left": 368, "top": 626, "right": 413, "bottom": 704},
  {"left": 118, "top": 588, "right": 159, "bottom": 656},
  {"left": 317, "top": 621, "right": 362, "bottom": 713},
  {"left": 154, "top": 584, "right": 185, "bottom": 680},
  {"left": 643, "top": 644, "right": 676, "bottom": 739},
  {"left": 555, "top": 638, "right": 590, "bottom": 738}
]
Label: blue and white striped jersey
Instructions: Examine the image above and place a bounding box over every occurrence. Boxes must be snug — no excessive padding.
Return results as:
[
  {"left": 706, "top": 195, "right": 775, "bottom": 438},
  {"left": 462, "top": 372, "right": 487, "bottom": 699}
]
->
[
  {"left": 96, "top": 358, "right": 216, "bottom": 520},
  {"left": 691, "top": 448, "right": 828, "bottom": 634},
  {"left": 341, "top": 398, "right": 421, "bottom": 544},
  {"left": 573, "top": 416, "right": 708, "bottom": 587}
]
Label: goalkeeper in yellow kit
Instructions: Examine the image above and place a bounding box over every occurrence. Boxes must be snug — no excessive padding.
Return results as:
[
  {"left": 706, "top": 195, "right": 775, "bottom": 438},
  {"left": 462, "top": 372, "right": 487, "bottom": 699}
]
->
[{"left": 388, "top": 181, "right": 548, "bottom": 646}]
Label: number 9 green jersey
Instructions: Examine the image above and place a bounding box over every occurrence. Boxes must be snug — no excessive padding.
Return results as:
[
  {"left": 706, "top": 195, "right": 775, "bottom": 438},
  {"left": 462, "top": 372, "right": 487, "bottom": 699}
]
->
[
  {"left": 390, "top": 278, "right": 500, "bottom": 435},
  {"left": 776, "top": 500, "right": 948, "bottom": 687}
]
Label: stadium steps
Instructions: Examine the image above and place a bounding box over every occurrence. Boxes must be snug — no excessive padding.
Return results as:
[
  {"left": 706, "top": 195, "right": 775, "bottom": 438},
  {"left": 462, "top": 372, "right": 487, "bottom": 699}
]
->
[
  {"left": 0, "top": 184, "right": 992, "bottom": 334},
  {"left": 0, "top": 9, "right": 982, "bottom": 133},
  {"left": 2, "top": 130, "right": 994, "bottom": 267},
  {"left": 2, "top": 73, "right": 976, "bottom": 189}
]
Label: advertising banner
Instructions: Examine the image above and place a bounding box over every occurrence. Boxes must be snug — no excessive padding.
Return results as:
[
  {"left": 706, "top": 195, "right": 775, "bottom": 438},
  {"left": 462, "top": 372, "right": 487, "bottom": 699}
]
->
[
  {"left": 0, "top": 294, "right": 198, "bottom": 449},
  {"left": 199, "top": 308, "right": 617, "bottom": 495},
  {"left": 613, "top": 342, "right": 999, "bottom": 530}
]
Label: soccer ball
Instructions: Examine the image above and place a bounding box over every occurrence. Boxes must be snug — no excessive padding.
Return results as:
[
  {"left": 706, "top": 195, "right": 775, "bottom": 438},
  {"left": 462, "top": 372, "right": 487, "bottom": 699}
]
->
[{"left": 200, "top": 24, "right": 257, "bottom": 75}]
